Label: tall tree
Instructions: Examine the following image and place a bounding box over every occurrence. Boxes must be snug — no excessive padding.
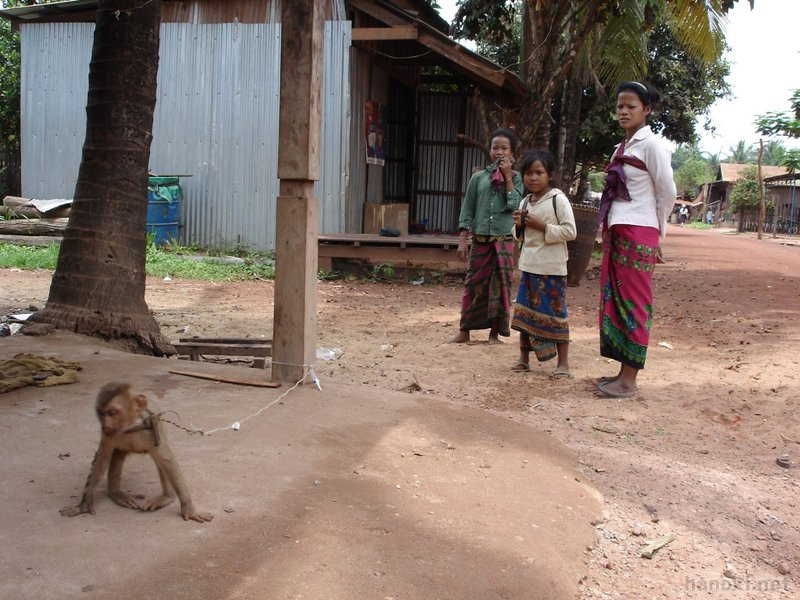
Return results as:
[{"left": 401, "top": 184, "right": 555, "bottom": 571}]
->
[
  {"left": 30, "top": 0, "right": 173, "bottom": 355},
  {"left": 723, "top": 140, "right": 755, "bottom": 164},
  {"left": 756, "top": 89, "right": 800, "bottom": 172},
  {"left": 728, "top": 164, "right": 764, "bottom": 212},
  {"left": 451, "top": 0, "right": 735, "bottom": 151}
]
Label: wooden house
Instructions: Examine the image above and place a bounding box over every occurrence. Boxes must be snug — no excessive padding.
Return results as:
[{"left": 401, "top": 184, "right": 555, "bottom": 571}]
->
[
  {"left": 0, "top": 0, "right": 523, "bottom": 250},
  {"left": 701, "top": 163, "right": 788, "bottom": 226}
]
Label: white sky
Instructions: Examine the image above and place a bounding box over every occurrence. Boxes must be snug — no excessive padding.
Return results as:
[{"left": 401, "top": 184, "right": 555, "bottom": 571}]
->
[{"left": 435, "top": 0, "right": 800, "bottom": 157}]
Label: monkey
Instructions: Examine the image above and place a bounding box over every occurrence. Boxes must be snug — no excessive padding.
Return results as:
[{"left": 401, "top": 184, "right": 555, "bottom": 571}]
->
[{"left": 60, "top": 382, "right": 213, "bottom": 523}]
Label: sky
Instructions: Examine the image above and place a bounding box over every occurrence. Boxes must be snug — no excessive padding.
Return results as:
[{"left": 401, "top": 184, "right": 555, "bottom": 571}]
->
[{"left": 434, "top": 0, "right": 800, "bottom": 157}]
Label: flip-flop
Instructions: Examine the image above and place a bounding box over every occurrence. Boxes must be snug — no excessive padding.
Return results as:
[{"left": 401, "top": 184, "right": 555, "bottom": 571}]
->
[
  {"left": 594, "top": 382, "right": 637, "bottom": 398},
  {"left": 511, "top": 361, "right": 530, "bottom": 372},
  {"left": 550, "top": 370, "right": 574, "bottom": 380},
  {"left": 592, "top": 376, "right": 617, "bottom": 387}
]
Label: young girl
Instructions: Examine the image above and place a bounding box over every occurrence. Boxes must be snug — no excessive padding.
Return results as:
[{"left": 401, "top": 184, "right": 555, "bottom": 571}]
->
[
  {"left": 510, "top": 149, "right": 577, "bottom": 376},
  {"left": 450, "top": 128, "right": 524, "bottom": 344}
]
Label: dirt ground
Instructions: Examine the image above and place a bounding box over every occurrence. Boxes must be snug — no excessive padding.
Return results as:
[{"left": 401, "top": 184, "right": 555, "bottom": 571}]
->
[{"left": 1, "top": 225, "right": 799, "bottom": 599}]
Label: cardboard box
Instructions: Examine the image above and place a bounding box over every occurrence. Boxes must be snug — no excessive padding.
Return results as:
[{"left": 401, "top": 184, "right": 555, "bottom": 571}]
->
[{"left": 363, "top": 202, "right": 409, "bottom": 235}]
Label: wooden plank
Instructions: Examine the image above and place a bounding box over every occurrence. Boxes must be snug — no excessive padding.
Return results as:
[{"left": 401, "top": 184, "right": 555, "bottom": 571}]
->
[
  {"left": 179, "top": 337, "right": 273, "bottom": 345},
  {"left": 417, "top": 29, "right": 505, "bottom": 88},
  {"left": 172, "top": 342, "right": 272, "bottom": 357},
  {"left": 318, "top": 244, "right": 460, "bottom": 263},
  {"left": 348, "top": 0, "right": 408, "bottom": 27},
  {"left": 352, "top": 26, "right": 417, "bottom": 41},
  {"left": 168, "top": 370, "right": 281, "bottom": 388},
  {"left": 318, "top": 233, "right": 461, "bottom": 248}
]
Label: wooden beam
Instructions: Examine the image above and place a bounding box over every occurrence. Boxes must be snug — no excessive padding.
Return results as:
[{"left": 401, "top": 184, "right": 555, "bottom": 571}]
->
[
  {"left": 352, "top": 26, "right": 418, "bottom": 41},
  {"left": 349, "top": 0, "right": 508, "bottom": 94},
  {"left": 417, "top": 29, "right": 506, "bottom": 89},
  {"left": 273, "top": 0, "right": 321, "bottom": 384},
  {"left": 348, "top": 0, "right": 408, "bottom": 27}
]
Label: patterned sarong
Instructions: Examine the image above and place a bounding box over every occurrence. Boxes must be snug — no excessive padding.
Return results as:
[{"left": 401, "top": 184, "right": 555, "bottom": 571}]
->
[
  {"left": 511, "top": 272, "right": 569, "bottom": 362},
  {"left": 459, "top": 237, "right": 514, "bottom": 336},
  {"left": 599, "top": 224, "right": 659, "bottom": 369}
]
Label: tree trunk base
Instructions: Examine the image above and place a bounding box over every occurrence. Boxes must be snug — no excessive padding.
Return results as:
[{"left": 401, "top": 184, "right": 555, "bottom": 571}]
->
[{"left": 29, "top": 305, "right": 175, "bottom": 357}]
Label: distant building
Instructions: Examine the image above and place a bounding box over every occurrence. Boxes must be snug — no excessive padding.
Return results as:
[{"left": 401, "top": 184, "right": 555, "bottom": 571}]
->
[{"left": 698, "top": 163, "right": 788, "bottom": 227}]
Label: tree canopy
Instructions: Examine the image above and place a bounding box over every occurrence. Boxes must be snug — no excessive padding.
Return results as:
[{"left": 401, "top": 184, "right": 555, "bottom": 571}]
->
[
  {"left": 756, "top": 89, "right": 800, "bottom": 172},
  {"left": 728, "top": 165, "right": 764, "bottom": 213},
  {"left": 446, "top": 0, "right": 742, "bottom": 197}
]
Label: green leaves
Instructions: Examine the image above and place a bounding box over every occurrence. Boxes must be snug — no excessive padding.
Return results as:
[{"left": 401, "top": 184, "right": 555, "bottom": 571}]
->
[{"left": 728, "top": 165, "right": 764, "bottom": 212}]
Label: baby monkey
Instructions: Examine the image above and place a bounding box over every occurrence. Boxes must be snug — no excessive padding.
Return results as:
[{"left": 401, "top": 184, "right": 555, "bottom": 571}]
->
[{"left": 60, "top": 382, "right": 213, "bottom": 523}]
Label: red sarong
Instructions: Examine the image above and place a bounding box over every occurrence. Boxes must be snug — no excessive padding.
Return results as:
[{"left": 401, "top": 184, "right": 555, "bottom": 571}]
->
[{"left": 599, "top": 224, "right": 659, "bottom": 369}]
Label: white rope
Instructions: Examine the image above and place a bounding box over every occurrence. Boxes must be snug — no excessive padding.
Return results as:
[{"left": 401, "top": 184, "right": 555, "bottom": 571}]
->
[{"left": 164, "top": 363, "right": 320, "bottom": 437}]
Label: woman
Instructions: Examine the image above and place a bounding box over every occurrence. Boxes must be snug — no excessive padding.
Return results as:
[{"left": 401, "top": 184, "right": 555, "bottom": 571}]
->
[
  {"left": 595, "top": 81, "right": 676, "bottom": 397},
  {"left": 450, "top": 128, "right": 524, "bottom": 344}
]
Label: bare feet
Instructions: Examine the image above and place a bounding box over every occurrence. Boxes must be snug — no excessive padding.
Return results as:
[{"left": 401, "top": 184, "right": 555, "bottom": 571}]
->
[
  {"left": 449, "top": 331, "right": 470, "bottom": 344},
  {"left": 487, "top": 329, "right": 502, "bottom": 344}
]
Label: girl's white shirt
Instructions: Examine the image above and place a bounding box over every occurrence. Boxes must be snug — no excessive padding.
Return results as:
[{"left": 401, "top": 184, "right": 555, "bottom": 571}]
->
[
  {"left": 512, "top": 188, "right": 577, "bottom": 276},
  {"left": 608, "top": 125, "right": 677, "bottom": 238}
]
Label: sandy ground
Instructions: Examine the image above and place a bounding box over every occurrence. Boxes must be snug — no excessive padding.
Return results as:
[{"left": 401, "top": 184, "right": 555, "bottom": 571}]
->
[{"left": 1, "top": 224, "right": 799, "bottom": 599}]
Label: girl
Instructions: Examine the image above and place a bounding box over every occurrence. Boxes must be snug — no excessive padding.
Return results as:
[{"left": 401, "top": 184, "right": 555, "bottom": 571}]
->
[
  {"left": 595, "top": 81, "right": 676, "bottom": 398},
  {"left": 510, "top": 149, "right": 576, "bottom": 376},
  {"left": 450, "top": 129, "right": 524, "bottom": 344}
]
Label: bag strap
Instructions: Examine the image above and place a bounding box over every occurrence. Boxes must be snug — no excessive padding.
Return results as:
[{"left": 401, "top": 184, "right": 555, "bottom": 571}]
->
[{"left": 552, "top": 195, "right": 560, "bottom": 224}]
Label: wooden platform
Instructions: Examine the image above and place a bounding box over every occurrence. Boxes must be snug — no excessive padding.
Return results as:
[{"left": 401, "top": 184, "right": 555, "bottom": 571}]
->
[
  {"left": 317, "top": 233, "right": 462, "bottom": 270},
  {"left": 173, "top": 337, "right": 272, "bottom": 369}
]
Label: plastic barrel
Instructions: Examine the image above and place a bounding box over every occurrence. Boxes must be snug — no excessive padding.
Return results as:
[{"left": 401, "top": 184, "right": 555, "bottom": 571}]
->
[
  {"left": 566, "top": 203, "right": 600, "bottom": 286},
  {"left": 147, "top": 176, "right": 181, "bottom": 246}
]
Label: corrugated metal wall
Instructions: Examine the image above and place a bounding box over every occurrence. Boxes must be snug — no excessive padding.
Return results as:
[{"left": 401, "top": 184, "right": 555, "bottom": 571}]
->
[
  {"left": 413, "top": 92, "right": 485, "bottom": 233},
  {"left": 20, "top": 23, "right": 93, "bottom": 198},
  {"left": 346, "top": 47, "right": 369, "bottom": 234},
  {"left": 19, "top": 18, "right": 351, "bottom": 250},
  {"left": 152, "top": 23, "right": 282, "bottom": 250},
  {"left": 315, "top": 20, "right": 351, "bottom": 234}
]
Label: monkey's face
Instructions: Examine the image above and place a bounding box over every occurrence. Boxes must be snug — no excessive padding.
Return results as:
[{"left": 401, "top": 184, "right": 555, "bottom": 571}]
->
[{"left": 97, "top": 398, "right": 133, "bottom": 436}]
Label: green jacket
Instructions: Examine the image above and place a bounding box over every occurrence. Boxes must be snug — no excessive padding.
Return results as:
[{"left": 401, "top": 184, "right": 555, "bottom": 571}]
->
[{"left": 457, "top": 167, "right": 524, "bottom": 236}]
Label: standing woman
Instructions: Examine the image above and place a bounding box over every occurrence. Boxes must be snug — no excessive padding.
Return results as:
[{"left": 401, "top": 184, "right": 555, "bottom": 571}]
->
[
  {"left": 450, "top": 128, "right": 524, "bottom": 344},
  {"left": 595, "top": 81, "right": 676, "bottom": 397}
]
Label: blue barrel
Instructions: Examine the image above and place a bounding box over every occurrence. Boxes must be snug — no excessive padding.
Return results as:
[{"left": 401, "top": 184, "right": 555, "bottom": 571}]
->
[{"left": 147, "top": 176, "right": 181, "bottom": 246}]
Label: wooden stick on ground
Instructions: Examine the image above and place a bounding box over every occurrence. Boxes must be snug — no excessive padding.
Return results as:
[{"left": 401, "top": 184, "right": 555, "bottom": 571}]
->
[
  {"left": 640, "top": 533, "right": 675, "bottom": 559},
  {"left": 168, "top": 369, "right": 281, "bottom": 388}
]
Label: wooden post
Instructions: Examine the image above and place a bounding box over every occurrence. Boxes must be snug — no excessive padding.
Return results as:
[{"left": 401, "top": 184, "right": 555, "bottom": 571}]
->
[
  {"left": 757, "top": 139, "right": 764, "bottom": 241},
  {"left": 272, "top": 0, "right": 323, "bottom": 383}
]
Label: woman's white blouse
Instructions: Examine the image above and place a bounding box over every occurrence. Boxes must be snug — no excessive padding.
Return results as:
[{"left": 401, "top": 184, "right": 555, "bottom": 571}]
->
[{"left": 607, "top": 125, "right": 677, "bottom": 238}]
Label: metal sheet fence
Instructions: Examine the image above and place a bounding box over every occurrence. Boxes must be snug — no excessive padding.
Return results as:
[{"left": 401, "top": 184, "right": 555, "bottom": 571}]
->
[
  {"left": 19, "top": 19, "right": 351, "bottom": 250},
  {"left": 413, "top": 92, "right": 486, "bottom": 233}
]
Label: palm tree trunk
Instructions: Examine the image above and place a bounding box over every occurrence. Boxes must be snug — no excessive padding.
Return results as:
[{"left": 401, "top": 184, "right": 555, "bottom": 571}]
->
[
  {"left": 31, "top": 0, "right": 173, "bottom": 356},
  {"left": 558, "top": 65, "right": 583, "bottom": 194}
]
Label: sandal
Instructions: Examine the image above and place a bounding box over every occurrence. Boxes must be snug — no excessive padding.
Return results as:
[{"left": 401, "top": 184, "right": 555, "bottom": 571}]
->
[
  {"left": 550, "top": 370, "right": 574, "bottom": 380},
  {"left": 594, "top": 382, "right": 637, "bottom": 398},
  {"left": 511, "top": 361, "right": 530, "bottom": 372}
]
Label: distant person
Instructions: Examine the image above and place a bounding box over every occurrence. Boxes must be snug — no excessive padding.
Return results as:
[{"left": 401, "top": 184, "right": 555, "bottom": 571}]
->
[
  {"left": 594, "top": 81, "right": 676, "bottom": 398},
  {"left": 510, "top": 149, "right": 576, "bottom": 377},
  {"left": 450, "top": 128, "right": 524, "bottom": 344},
  {"left": 679, "top": 205, "right": 689, "bottom": 226},
  {"left": 706, "top": 209, "right": 714, "bottom": 225}
]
